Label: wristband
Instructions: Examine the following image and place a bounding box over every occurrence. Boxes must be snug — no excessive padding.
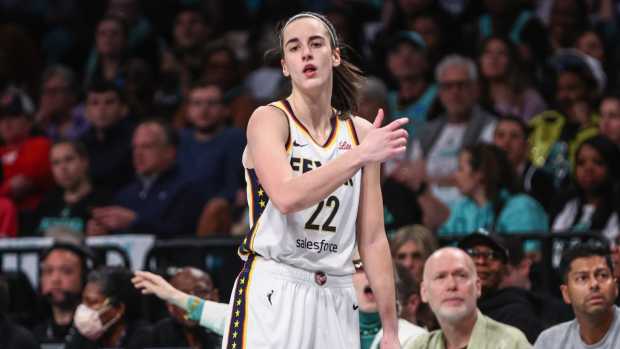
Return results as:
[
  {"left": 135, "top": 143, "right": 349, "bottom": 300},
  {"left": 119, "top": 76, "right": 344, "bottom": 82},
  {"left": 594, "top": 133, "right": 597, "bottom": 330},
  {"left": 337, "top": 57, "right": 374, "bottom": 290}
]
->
[{"left": 185, "top": 296, "right": 205, "bottom": 322}]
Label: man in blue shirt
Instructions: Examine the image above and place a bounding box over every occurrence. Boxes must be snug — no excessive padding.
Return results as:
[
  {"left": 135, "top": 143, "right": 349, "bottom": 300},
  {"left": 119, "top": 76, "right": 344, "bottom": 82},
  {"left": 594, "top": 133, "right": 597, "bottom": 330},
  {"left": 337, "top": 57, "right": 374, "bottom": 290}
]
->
[
  {"left": 178, "top": 82, "right": 245, "bottom": 234},
  {"left": 86, "top": 120, "right": 203, "bottom": 237}
]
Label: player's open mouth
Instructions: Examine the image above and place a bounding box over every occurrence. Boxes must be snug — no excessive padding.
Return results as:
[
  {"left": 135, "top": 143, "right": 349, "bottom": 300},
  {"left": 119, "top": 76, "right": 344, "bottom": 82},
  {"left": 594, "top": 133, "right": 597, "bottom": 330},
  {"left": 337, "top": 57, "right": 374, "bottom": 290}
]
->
[{"left": 303, "top": 64, "right": 317, "bottom": 77}]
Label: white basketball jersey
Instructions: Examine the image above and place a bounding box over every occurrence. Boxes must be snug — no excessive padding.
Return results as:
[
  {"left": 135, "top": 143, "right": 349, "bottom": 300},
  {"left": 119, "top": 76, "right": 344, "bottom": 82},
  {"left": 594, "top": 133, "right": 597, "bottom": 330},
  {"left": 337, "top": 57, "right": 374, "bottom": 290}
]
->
[{"left": 239, "top": 100, "right": 362, "bottom": 275}]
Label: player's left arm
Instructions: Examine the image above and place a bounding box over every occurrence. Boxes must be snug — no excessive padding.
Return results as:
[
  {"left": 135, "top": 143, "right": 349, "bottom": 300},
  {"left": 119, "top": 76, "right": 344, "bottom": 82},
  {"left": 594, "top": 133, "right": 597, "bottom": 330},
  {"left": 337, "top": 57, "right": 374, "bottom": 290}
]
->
[{"left": 353, "top": 116, "right": 399, "bottom": 346}]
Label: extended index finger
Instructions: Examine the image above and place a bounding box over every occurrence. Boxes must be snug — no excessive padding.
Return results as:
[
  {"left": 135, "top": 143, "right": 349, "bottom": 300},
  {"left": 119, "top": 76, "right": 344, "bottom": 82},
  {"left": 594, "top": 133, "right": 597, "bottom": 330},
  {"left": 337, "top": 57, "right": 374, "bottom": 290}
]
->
[{"left": 383, "top": 117, "right": 409, "bottom": 131}]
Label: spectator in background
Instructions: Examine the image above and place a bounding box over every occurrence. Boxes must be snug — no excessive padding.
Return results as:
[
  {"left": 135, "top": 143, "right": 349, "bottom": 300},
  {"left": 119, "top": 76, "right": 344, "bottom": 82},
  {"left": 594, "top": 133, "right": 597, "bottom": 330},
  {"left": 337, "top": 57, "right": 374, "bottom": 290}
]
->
[
  {"left": 160, "top": 5, "right": 212, "bottom": 95},
  {"left": 534, "top": 241, "right": 620, "bottom": 348},
  {"left": 34, "top": 242, "right": 91, "bottom": 344},
  {"left": 142, "top": 267, "right": 222, "bottom": 348},
  {"left": 599, "top": 94, "right": 620, "bottom": 147},
  {"left": 439, "top": 143, "right": 549, "bottom": 237},
  {"left": 200, "top": 44, "right": 256, "bottom": 129},
  {"left": 392, "top": 55, "right": 497, "bottom": 207},
  {"left": 87, "top": 120, "right": 203, "bottom": 237},
  {"left": 36, "top": 65, "right": 89, "bottom": 141},
  {"left": 357, "top": 76, "right": 389, "bottom": 123},
  {"left": 468, "top": 0, "right": 550, "bottom": 67},
  {"left": 80, "top": 81, "right": 135, "bottom": 194},
  {"left": 0, "top": 89, "right": 54, "bottom": 224},
  {"left": 404, "top": 247, "right": 531, "bottom": 348},
  {"left": 33, "top": 141, "right": 109, "bottom": 235},
  {"left": 353, "top": 258, "right": 427, "bottom": 349},
  {"left": 529, "top": 51, "right": 602, "bottom": 187},
  {"left": 493, "top": 116, "right": 555, "bottom": 211},
  {"left": 458, "top": 233, "right": 549, "bottom": 343},
  {"left": 552, "top": 136, "right": 620, "bottom": 243},
  {"left": 84, "top": 16, "right": 130, "bottom": 87},
  {"left": 390, "top": 225, "right": 439, "bottom": 283},
  {"left": 478, "top": 36, "right": 547, "bottom": 121},
  {"left": 179, "top": 82, "right": 245, "bottom": 236},
  {"left": 408, "top": 11, "right": 448, "bottom": 69},
  {"left": 65, "top": 266, "right": 149, "bottom": 349},
  {"left": 385, "top": 31, "right": 437, "bottom": 138},
  {"left": 548, "top": 0, "right": 588, "bottom": 52},
  {"left": 0, "top": 275, "right": 39, "bottom": 349},
  {"left": 105, "top": 0, "right": 158, "bottom": 68}
]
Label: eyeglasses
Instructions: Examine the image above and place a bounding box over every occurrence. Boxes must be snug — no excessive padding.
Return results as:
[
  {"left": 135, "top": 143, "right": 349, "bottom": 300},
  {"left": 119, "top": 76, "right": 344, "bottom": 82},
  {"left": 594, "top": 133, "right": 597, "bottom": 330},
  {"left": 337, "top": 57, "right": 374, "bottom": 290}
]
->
[{"left": 465, "top": 248, "right": 503, "bottom": 262}]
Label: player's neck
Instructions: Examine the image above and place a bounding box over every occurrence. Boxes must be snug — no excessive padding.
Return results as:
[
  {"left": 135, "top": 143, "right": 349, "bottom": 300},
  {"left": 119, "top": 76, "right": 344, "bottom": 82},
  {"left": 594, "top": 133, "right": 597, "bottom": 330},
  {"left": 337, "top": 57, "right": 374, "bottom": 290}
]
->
[{"left": 289, "top": 90, "right": 333, "bottom": 133}]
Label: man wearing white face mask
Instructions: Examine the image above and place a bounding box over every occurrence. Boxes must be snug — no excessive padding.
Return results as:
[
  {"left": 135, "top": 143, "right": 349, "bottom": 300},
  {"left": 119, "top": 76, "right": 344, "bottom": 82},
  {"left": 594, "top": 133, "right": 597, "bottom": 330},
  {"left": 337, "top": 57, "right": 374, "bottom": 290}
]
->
[{"left": 65, "top": 266, "right": 149, "bottom": 349}]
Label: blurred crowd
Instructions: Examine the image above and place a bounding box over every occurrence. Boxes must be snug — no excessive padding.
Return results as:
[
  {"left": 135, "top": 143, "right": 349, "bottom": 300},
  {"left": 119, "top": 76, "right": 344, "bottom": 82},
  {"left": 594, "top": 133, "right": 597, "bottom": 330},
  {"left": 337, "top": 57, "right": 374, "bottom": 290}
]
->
[{"left": 1, "top": 0, "right": 620, "bottom": 348}]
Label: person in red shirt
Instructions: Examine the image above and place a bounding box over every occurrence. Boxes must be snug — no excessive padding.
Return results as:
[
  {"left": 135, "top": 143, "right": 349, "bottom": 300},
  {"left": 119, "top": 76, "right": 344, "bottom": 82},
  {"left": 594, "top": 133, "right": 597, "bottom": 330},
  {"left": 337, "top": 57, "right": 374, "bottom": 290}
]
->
[{"left": 0, "top": 89, "right": 53, "bottom": 234}]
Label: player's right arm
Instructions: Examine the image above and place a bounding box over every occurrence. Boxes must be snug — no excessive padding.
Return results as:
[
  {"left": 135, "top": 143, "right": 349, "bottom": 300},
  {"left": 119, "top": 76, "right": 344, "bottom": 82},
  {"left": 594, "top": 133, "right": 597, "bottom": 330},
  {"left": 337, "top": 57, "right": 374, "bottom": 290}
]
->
[{"left": 247, "top": 106, "right": 408, "bottom": 214}]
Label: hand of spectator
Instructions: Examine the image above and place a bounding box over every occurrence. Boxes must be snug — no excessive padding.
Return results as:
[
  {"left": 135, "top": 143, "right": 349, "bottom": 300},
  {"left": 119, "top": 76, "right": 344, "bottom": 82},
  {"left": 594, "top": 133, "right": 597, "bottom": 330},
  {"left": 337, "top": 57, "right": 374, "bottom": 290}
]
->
[
  {"left": 86, "top": 219, "right": 109, "bottom": 236},
  {"left": 390, "top": 160, "right": 426, "bottom": 191},
  {"left": 358, "top": 109, "right": 408, "bottom": 164},
  {"left": 9, "top": 175, "right": 33, "bottom": 200},
  {"left": 132, "top": 271, "right": 188, "bottom": 308},
  {"left": 91, "top": 206, "right": 137, "bottom": 231}
]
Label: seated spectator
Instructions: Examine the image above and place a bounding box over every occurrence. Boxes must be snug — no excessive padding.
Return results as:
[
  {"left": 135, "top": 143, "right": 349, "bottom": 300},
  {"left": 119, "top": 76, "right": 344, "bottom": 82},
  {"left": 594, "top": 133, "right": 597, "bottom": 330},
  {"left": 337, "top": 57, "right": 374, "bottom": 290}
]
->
[
  {"left": 83, "top": 16, "right": 131, "bottom": 87},
  {"left": 34, "top": 241, "right": 92, "bottom": 344},
  {"left": 87, "top": 120, "right": 203, "bottom": 237},
  {"left": 36, "top": 65, "right": 89, "bottom": 141},
  {"left": 599, "top": 93, "right": 620, "bottom": 147},
  {"left": 458, "top": 233, "right": 556, "bottom": 343},
  {"left": 391, "top": 55, "right": 497, "bottom": 206},
  {"left": 159, "top": 5, "right": 213, "bottom": 95},
  {"left": 439, "top": 143, "right": 549, "bottom": 237},
  {"left": 199, "top": 44, "right": 257, "bottom": 129},
  {"left": 80, "top": 81, "right": 135, "bottom": 194},
  {"left": 65, "top": 266, "right": 149, "bottom": 349},
  {"left": 478, "top": 36, "right": 547, "bottom": 121},
  {"left": 385, "top": 31, "right": 437, "bottom": 137},
  {"left": 403, "top": 247, "right": 531, "bottom": 348},
  {"left": 142, "top": 267, "right": 222, "bottom": 348},
  {"left": 0, "top": 275, "right": 39, "bottom": 349},
  {"left": 552, "top": 136, "right": 620, "bottom": 243},
  {"left": 178, "top": 82, "right": 245, "bottom": 208},
  {"left": 468, "top": 0, "right": 549, "bottom": 67},
  {"left": 534, "top": 241, "right": 620, "bottom": 348},
  {"left": 351, "top": 260, "right": 426, "bottom": 349},
  {"left": 33, "top": 141, "right": 109, "bottom": 235},
  {"left": 0, "top": 89, "right": 54, "bottom": 216},
  {"left": 529, "top": 51, "right": 603, "bottom": 187},
  {"left": 493, "top": 115, "right": 555, "bottom": 211},
  {"left": 390, "top": 225, "right": 439, "bottom": 282},
  {"left": 105, "top": 0, "right": 159, "bottom": 68},
  {"left": 357, "top": 76, "right": 389, "bottom": 123}
]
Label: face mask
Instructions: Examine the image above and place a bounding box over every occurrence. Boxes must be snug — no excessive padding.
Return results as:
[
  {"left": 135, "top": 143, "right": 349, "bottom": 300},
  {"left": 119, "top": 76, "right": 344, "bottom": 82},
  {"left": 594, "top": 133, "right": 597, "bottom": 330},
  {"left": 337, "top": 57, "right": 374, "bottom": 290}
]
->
[{"left": 73, "top": 300, "right": 121, "bottom": 341}]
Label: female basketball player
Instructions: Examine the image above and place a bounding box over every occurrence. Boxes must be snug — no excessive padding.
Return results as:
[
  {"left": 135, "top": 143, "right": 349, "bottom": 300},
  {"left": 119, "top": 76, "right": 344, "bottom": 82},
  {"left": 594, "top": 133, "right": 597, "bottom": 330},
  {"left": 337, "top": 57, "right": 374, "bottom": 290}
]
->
[{"left": 133, "top": 12, "right": 408, "bottom": 349}]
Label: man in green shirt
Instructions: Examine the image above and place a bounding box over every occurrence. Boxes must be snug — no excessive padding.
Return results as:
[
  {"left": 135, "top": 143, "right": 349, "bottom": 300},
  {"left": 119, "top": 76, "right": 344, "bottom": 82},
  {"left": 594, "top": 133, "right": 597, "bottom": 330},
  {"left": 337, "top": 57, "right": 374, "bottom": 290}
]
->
[{"left": 404, "top": 247, "right": 531, "bottom": 349}]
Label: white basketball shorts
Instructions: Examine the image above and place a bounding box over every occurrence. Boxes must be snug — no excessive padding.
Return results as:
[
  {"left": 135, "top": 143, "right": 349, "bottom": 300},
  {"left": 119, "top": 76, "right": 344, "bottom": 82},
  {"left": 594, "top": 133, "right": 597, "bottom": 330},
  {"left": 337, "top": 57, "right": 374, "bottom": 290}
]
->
[{"left": 222, "top": 254, "right": 360, "bottom": 349}]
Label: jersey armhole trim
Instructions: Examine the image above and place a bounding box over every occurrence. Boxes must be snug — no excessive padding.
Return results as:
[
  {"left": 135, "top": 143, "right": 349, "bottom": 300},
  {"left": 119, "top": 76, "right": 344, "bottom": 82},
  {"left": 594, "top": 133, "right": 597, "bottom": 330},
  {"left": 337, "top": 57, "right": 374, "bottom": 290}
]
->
[
  {"left": 346, "top": 117, "right": 360, "bottom": 145},
  {"left": 265, "top": 103, "right": 292, "bottom": 153}
]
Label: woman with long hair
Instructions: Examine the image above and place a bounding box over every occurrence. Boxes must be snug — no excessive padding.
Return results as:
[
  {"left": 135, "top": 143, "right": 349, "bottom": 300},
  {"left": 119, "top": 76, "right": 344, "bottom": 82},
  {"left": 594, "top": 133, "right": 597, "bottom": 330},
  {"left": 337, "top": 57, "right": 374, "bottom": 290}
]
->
[
  {"left": 439, "top": 143, "right": 548, "bottom": 235},
  {"left": 552, "top": 135, "right": 620, "bottom": 242},
  {"left": 478, "top": 35, "right": 547, "bottom": 121},
  {"left": 133, "top": 11, "right": 408, "bottom": 349}
]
